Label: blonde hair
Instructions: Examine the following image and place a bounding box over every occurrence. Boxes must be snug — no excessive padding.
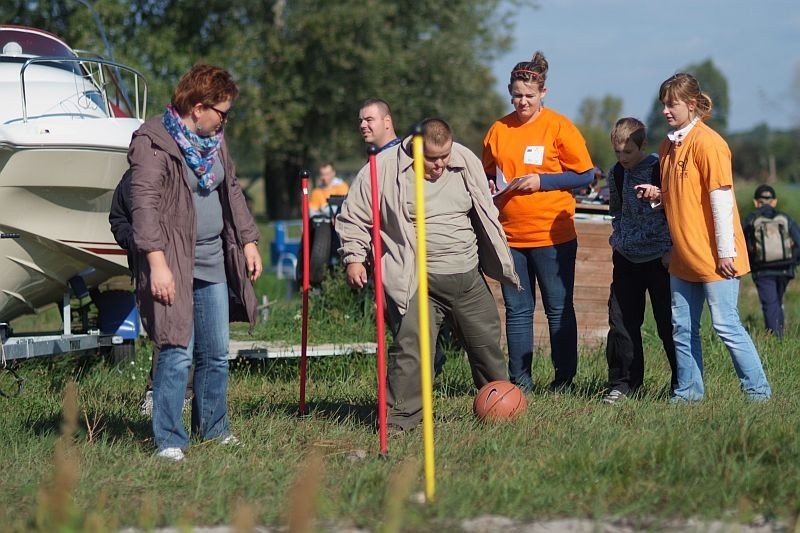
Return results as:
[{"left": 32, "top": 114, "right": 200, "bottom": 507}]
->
[
  {"left": 509, "top": 51, "right": 548, "bottom": 91},
  {"left": 610, "top": 117, "right": 647, "bottom": 149},
  {"left": 658, "top": 73, "right": 713, "bottom": 121}
]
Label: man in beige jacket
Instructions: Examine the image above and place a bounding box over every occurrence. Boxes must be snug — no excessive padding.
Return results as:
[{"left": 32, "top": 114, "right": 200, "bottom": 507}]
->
[{"left": 337, "top": 118, "right": 519, "bottom": 432}]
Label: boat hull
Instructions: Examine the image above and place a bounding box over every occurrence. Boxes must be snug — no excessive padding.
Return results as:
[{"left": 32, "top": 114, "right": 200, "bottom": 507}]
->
[{"left": 0, "top": 144, "right": 132, "bottom": 321}]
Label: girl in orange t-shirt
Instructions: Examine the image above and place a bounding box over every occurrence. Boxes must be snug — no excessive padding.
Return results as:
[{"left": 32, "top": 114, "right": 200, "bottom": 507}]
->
[
  {"left": 482, "top": 51, "right": 594, "bottom": 392},
  {"left": 636, "top": 73, "right": 771, "bottom": 402}
]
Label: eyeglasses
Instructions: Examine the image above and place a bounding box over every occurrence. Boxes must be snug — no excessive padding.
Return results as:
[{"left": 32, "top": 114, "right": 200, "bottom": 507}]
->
[
  {"left": 207, "top": 104, "right": 230, "bottom": 124},
  {"left": 757, "top": 196, "right": 775, "bottom": 201}
]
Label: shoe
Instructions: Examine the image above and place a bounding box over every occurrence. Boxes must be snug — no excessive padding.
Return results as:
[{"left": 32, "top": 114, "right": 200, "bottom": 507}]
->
[
  {"left": 220, "top": 434, "right": 242, "bottom": 447},
  {"left": 602, "top": 389, "right": 627, "bottom": 404},
  {"left": 384, "top": 423, "right": 411, "bottom": 437},
  {"left": 139, "top": 390, "right": 153, "bottom": 417},
  {"left": 511, "top": 377, "right": 534, "bottom": 394},
  {"left": 156, "top": 447, "right": 185, "bottom": 462},
  {"left": 547, "top": 380, "right": 574, "bottom": 394}
]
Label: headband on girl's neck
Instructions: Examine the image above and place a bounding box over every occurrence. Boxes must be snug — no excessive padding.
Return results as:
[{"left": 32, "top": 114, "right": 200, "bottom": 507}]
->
[{"left": 512, "top": 69, "right": 542, "bottom": 79}]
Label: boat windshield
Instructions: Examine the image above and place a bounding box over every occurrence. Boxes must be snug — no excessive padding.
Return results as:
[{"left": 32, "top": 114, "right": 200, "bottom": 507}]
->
[{"left": 0, "top": 27, "right": 77, "bottom": 58}]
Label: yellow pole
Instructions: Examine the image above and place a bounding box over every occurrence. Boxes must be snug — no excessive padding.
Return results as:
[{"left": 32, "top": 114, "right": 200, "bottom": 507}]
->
[{"left": 412, "top": 127, "right": 435, "bottom": 502}]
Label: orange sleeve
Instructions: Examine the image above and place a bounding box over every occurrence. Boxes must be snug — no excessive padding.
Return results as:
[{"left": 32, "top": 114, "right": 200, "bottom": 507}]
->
[
  {"left": 308, "top": 189, "right": 325, "bottom": 211},
  {"left": 695, "top": 135, "right": 733, "bottom": 191},
  {"left": 555, "top": 120, "right": 594, "bottom": 173}
]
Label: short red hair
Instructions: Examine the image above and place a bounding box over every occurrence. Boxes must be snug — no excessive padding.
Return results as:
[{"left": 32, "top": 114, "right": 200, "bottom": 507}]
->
[{"left": 171, "top": 64, "right": 239, "bottom": 116}]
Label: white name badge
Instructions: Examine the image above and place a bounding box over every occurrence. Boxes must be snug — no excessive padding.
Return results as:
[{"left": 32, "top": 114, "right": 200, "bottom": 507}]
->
[{"left": 524, "top": 145, "right": 544, "bottom": 165}]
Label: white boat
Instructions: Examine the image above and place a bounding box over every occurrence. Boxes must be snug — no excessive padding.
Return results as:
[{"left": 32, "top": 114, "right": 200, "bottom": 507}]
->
[{"left": 0, "top": 25, "right": 147, "bottom": 323}]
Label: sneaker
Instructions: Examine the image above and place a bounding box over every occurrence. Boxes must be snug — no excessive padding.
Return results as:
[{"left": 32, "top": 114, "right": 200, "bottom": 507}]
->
[
  {"left": 139, "top": 390, "right": 154, "bottom": 417},
  {"left": 220, "top": 434, "right": 242, "bottom": 447},
  {"left": 602, "top": 389, "right": 627, "bottom": 404},
  {"left": 156, "top": 447, "right": 185, "bottom": 462},
  {"left": 387, "top": 424, "right": 407, "bottom": 437}
]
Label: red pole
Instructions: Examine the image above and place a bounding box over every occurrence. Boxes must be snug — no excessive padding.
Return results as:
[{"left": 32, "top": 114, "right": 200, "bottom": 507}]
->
[
  {"left": 299, "top": 169, "right": 311, "bottom": 416},
  {"left": 368, "top": 146, "right": 387, "bottom": 454}
]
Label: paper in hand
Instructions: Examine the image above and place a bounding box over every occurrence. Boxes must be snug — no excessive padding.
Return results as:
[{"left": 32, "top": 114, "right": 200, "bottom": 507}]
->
[{"left": 492, "top": 166, "right": 509, "bottom": 198}]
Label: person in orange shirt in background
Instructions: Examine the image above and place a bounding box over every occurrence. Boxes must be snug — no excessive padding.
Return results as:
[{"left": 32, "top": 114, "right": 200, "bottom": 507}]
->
[
  {"left": 482, "top": 51, "right": 594, "bottom": 393},
  {"left": 636, "top": 73, "right": 771, "bottom": 403},
  {"left": 308, "top": 161, "right": 349, "bottom": 216}
]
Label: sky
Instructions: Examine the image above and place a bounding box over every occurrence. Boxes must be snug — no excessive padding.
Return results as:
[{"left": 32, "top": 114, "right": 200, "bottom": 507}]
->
[{"left": 490, "top": 0, "right": 800, "bottom": 132}]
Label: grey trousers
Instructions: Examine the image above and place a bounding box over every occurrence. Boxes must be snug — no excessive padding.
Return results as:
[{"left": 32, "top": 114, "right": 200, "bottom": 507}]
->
[{"left": 385, "top": 267, "right": 508, "bottom": 430}]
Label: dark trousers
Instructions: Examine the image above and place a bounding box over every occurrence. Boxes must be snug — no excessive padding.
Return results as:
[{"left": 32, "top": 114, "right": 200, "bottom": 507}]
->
[
  {"left": 385, "top": 268, "right": 507, "bottom": 430},
  {"left": 753, "top": 275, "right": 790, "bottom": 337},
  {"left": 606, "top": 251, "right": 678, "bottom": 394}
]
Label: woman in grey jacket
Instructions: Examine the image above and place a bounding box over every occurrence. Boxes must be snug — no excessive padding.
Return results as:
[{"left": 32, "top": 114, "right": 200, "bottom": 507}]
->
[{"left": 129, "top": 64, "right": 261, "bottom": 461}]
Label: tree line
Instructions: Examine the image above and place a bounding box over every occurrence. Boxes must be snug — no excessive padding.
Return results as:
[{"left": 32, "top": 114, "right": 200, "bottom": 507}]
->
[{"left": 5, "top": 1, "right": 799, "bottom": 219}]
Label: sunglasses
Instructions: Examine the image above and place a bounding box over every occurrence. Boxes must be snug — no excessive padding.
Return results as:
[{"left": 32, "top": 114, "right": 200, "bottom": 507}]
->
[{"left": 207, "top": 104, "right": 230, "bottom": 124}]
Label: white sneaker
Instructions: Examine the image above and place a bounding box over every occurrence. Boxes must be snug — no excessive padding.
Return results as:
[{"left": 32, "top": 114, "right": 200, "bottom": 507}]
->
[
  {"left": 220, "top": 434, "right": 242, "bottom": 447},
  {"left": 139, "top": 390, "right": 154, "bottom": 417},
  {"left": 602, "top": 389, "right": 627, "bottom": 405},
  {"left": 156, "top": 447, "right": 185, "bottom": 462}
]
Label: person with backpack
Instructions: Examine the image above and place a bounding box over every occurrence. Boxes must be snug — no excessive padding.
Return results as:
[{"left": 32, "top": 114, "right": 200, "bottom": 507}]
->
[
  {"left": 742, "top": 184, "right": 800, "bottom": 337},
  {"left": 603, "top": 118, "right": 677, "bottom": 404}
]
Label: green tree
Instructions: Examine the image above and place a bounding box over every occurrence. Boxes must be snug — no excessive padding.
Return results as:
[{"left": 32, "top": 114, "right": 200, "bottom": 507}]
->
[
  {"left": 4, "top": 0, "right": 532, "bottom": 219},
  {"left": 575, "top": 94, "right": 623, "bottom": 173},
  {"left": 646, "top": 59, "right": 730, "bottom": 142}
]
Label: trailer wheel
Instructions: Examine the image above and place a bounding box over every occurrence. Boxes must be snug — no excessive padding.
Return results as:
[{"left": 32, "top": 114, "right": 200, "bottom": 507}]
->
[
  {"left": 309, "top": 221, "right": 332, "bottom": 285},
  {"left": 109, "top": 342, "right": 136, "bottom": 364}
]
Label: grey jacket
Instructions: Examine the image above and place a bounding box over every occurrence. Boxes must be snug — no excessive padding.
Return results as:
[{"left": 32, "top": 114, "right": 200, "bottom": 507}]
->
[
  {"left": 128, "top": 116, "right": 260, "bottom": 347},
  {"left": 337, "top": 137, "right": 519, "bottom": 315}
]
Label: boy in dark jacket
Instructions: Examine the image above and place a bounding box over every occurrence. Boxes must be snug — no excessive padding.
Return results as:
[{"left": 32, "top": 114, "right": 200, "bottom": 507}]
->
[
  {"left": 742, "top": 184, "right": 800, "bottom": 337},
  {"left": 603, "top": 118, "right": 677, "bottom": 404}
]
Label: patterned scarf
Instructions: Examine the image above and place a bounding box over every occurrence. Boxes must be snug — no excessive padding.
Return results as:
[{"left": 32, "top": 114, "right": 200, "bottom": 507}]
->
[{"left": 162, "top": 104, "right": 223, "bottom": 190}]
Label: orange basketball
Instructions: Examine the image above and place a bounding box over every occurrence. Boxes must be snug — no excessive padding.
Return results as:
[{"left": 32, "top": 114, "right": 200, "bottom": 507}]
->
[{"left": 473, "top": 380, "right": 527, "bottom": 421}]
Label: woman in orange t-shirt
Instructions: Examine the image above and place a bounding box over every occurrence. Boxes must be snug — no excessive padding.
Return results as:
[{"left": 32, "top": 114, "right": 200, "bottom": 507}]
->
[
  {"left": 637, "top": 73, "right": 771, "bottom": 402},
  {"left": 482, "top": 51, "right": 594, "bottom": 392}
]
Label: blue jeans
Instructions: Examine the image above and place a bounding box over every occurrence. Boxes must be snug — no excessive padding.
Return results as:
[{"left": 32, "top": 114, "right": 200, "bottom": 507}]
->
[
  {"left": 501, "top": 240, "right": 578, "bottom": 391},
  {"left": 670, "top": 275, "right": 771, "bottom": 402},
  {"left": 152, "top": 280, "right": 231, "bottom": 450}
]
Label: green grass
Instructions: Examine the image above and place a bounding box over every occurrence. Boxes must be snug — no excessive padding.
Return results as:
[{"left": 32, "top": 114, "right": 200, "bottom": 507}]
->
[
  {"left": 3, "top": 194, "right": 800, "bottom": 530},
  {"left": 1, "top": 272, "right": 799, "bottom": 531}
]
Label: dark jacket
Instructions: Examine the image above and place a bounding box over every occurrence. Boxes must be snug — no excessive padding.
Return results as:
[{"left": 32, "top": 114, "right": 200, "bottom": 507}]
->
[
  {"left": 742, "top": 204, "right": 800, "bottom": 279},
  {"left": 128, "top": 116, "right": 260, "bottom": 347},
  {"left": 109, "top": 168, "right": 135, "bottom": 273}
]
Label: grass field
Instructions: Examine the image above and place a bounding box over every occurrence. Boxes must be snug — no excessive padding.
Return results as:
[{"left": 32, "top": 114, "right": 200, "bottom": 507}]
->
[
  {"left": 2, "top": 271, "right": 799, "bottom": 531},
  {"left": 2, "top": 184, "right": 800, "bottom": 531}
]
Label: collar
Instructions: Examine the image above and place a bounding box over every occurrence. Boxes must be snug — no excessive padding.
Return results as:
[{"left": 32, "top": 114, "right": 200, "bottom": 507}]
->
[
  {"left": 378, "top": 137, "right": 401, "bottom": 152},
  {"left": 667, "top": 117, "right": 699, "bottom": 146}
]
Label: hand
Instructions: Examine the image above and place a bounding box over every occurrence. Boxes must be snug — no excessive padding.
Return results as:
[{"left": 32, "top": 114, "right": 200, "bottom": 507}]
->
[
  {"left": 487, "top": 179, "right": 498, "bottom": 195},
  {"left": 505, "top": 174, "right": 541, "bottom": 195},
  {"left": 244, "top": 242, "right": 263, "bottom": 282},
  {"left": 149, "top": 263, "right": 176, "bottom": 306},
  {"left": 346, "top": 262, "right": 368, "bottom": 288},
  {"left": 661, "top": 249, "right": 672, "bottom": 269},
  {"left": 718, "top": 257, "right": 738, "bottom": 279},
  {"left": 635, "top": 184, "right": 661, "bottom": 203}
]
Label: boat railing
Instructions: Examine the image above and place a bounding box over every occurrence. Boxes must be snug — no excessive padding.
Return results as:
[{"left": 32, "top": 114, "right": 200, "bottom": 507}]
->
[{"left": 18, "top": 56, "right": 147, "bottom": 123}]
